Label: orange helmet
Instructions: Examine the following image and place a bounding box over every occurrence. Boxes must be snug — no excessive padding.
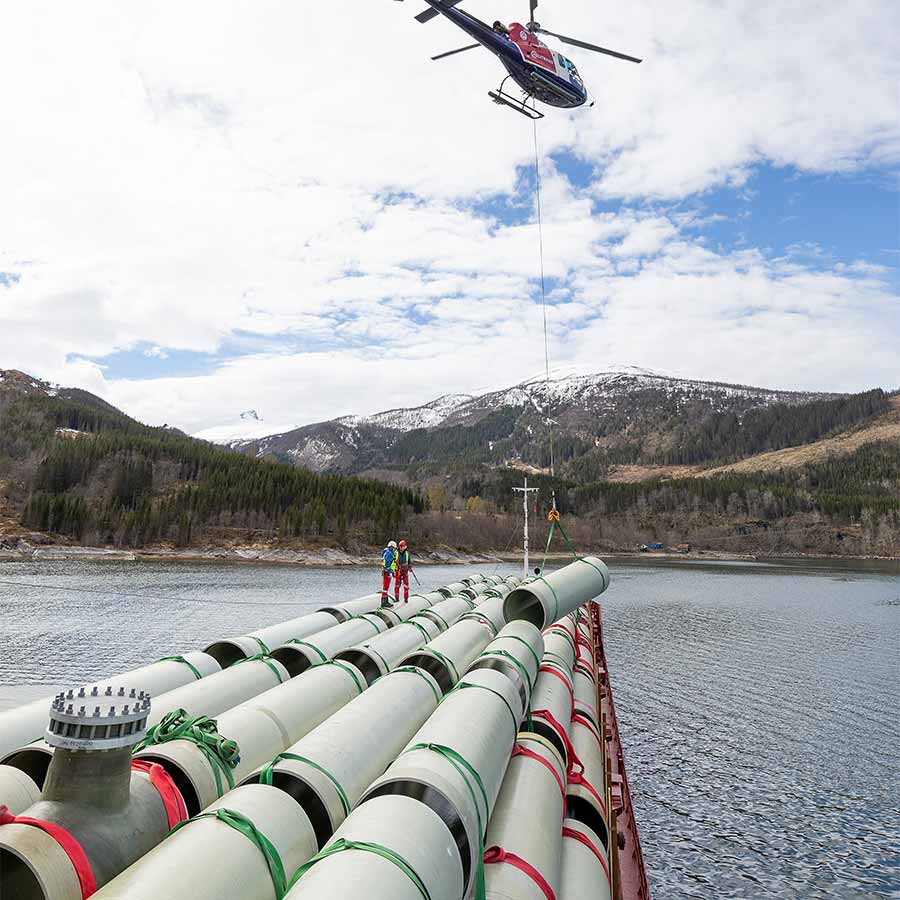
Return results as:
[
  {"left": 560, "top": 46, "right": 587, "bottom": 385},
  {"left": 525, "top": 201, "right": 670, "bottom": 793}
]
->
[{"left": 398, "top": 540, "right": 407, "bottom": 549}]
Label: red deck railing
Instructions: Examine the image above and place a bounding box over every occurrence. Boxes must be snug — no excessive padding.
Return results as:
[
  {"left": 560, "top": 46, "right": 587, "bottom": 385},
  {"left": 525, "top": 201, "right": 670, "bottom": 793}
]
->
[{"left": 589, "top": 602, "right": 651, "bottom": 900}]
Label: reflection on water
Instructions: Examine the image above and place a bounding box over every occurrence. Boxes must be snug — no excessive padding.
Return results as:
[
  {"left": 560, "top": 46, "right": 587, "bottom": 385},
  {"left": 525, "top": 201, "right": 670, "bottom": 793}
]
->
[{"left": 1, "top": 556, "right": 898, "bottom": 898}]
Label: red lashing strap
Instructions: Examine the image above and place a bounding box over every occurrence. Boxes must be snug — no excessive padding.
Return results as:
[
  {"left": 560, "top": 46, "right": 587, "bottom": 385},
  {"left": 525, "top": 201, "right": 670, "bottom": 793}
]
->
[
  {"left": 562, "top": 825, "right": 611, "bottom": 885},
  {"left": 544, "top": 622, "right": 576, "bottom": 645},
  {"left": 512, "top": 744, "right": 565, "bottom": 803},
  {"left": 537, "top": 665, "right": 575, "bottom": 712},
  {"left": 131, "top": 760, "right": 188, "bottom": 829},
  {"left": 531, "top": 709, "right": 575, "bottom": 764},
  {"left": 0, "top": 804, "right": 97, "bottom": 898},
  {"left": 571, "top": 712, "right": 603, "bottom": 754},
  {"left": 566, "top": 769, "right": 607, "bottom": 815},
  {"left": 484, "top": 846, "right": 557, "bottom": 900}
]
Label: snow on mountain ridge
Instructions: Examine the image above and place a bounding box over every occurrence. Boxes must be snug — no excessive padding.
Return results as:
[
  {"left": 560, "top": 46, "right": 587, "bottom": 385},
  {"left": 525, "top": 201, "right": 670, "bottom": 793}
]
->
[{"left": 337, "top": 393, "right": 475, "bottom": 432}]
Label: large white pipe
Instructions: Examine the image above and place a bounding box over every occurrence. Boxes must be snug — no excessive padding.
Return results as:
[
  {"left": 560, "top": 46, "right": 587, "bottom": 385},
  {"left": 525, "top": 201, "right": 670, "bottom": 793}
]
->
[
  {"left": 529, "top": 659, "right": 575, "bottom": 771},
  {"left": 316, "top": 593, "right": 382, "bottom": 622},
  {"left": 0, "top": 764, "right": 40, "bottom": 814},
  {"left": 558, "top": 817, "right": 612, "bottom": 900},
  {"left": 135, "top": 660, "right": 365, "bottom": 813},
  {"left": 334, "top": 622, "right": 433, "bottom": 685},
  {"left": 369, "top": 594, "right": 432, "bottom": 629},
  {"left": 242, "top": 666, "right": 442, "bottom": 847},
  {"left": 572, "top": 663, "right": 599, "bottom": 727},
  {"left": 362, "top": 662, "right": 527, "bottom": 897},
  {"left": 0, "top": 653, "right": 220, "bottom": 760},
  {"left": 465, "top": 621, "right": 543, "bottom": 721},
  {"left": 399, "top": 619, "right": 494, "bottom": 694},
  {"left": 543, "top": 620, "right": 578, "bottom": 669},
  {"left": 504, "top": 557, "right": 610, "bottom": 629},
  {"left": 484, "top": 733, "right": 566, "bottom": 900},
  {"left": 457, "top": 595, "right": 506, "bottom": 638},
  {"left": 435, "top": 581, "right": 469, "bottom": 598},
  {"left": 566, "top": 714, "right": 609, "bottom": 848},
  {"left": 91, "top": 784, "right": 318, "bottom": 900},
  {"left": 461, "top": 574, "right": 486, "bottom": 586},
  {"left": 414, "top": 595, "right": 476, "bottom": 632},
  {"left": 282, "top": 794, "right": 464, "bottom": 900},
  {"left": 269, "top": 615, "right": 387, "bottom": 677},
  {"left": 203, "top": 612, "right": 341, "bottom": 667}
]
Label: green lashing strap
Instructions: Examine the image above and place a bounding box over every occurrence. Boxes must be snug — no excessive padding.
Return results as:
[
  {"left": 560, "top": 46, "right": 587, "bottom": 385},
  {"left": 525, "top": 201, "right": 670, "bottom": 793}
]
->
[
  {"left": 405, "top": 742, "right": 488, "bottom": 900},
  {"left": 288, "top": 838, "right": 432, "bottom": 900},
  {"left": 158, "top": 655, "right": 204, "bottom": 681},
  {"left": 425, "top": 649, "right": 461, "bottom": 684},
  {"left": 480, "top": 649, "right": 535, "bottom": 693},
  {"left": 388, "top": 667, "right": 443, "bottom": 705},
  {"left": 422, "top": 609, "right": 450, "bottom": 630},
  {"left": 251, "top": 636, "right": 270, "bottom": 656},
  {"left": 261, "top": 752, "right": 351, "bottom": 818},
  {"left": 406, "top": 619, "right": 435, "bottom": 642},
  {"left": 169, "top": 808, "right": 286, "bottom": 899},
  {"left": 447, "top": 681, "right": 519, "bottom": 741},
  {"left": 134, "top": 708, "right": 239, "bottom": 797},
  {"left": 534, "top": 576, "right": 561, "bottom": 625},
  {"left": 287, "top": 639, "right": 328, "bottom": 663},
  {"left": 497, "top": 635, "right": 542, "bottom": 680},
  {"left": 310, "top": 659, "right": 366, "bottom": 694},
  {"left": 234, "top": 654, "right": 286, "bottom": 683}
]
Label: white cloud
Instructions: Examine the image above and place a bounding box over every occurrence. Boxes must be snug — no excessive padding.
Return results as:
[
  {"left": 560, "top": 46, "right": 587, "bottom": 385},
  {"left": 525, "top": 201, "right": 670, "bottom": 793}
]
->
[{"left": 0, "top": 0, "right": 897, "bottom": 432}]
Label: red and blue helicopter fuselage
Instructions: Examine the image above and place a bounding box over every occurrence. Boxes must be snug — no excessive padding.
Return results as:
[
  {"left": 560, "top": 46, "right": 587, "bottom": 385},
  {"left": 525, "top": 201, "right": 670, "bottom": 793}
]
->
[{"left": 422, "top": 2, "right": 590, "bottom": 108}]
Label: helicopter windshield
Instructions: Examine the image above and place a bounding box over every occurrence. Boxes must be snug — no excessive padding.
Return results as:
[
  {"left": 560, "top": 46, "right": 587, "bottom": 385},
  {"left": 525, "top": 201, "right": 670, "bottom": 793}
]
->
[{"left": 563, "top": 56, "right": 582, "bottom": 83}]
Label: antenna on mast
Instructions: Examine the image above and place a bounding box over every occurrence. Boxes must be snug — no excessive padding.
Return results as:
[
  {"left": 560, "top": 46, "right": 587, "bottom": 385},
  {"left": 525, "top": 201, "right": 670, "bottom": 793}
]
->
[{"left": 512, "top": 476, "right": 539, "bottom": 577}]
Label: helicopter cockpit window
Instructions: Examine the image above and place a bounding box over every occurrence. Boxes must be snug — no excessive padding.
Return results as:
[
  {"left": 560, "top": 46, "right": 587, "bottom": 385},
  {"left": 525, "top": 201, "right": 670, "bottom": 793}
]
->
[{"left": 563, "top": 57, "right": 583, "bottom": 83}]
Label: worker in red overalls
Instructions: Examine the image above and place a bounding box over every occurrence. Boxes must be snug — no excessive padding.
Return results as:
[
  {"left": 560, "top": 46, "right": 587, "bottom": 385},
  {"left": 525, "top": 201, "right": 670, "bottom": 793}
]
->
[{"left": 394, "top": 539, "right": 413, "bottom": 603}]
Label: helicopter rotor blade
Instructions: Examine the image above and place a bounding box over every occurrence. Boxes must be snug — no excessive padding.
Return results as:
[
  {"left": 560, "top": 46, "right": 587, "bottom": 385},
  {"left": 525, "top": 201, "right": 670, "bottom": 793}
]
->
[
  {"left": 528, "top": 0, "right": 538, "bottom": 27},
  {"left": 415, "top": 0, "right": 464, "bottom": 24},
  {"left": 534, "top": 27, "right": 642, "bottom": 63},
  {"left": 431, "top": 42, "right": 480, "bottom": 60}
]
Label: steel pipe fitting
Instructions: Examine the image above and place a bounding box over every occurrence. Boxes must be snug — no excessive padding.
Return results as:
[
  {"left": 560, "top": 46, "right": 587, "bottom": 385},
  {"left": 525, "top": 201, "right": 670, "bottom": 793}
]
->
[
  {"left": 0, "top": 654, "right": 220, "bottom": 760},
  {"left": 504, "top": 557, "right": 610, "bottom": 629}
]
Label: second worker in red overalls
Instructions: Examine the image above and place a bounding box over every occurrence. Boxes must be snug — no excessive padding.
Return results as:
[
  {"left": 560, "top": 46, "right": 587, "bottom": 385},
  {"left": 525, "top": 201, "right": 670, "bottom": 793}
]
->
[{"left": 394, "top": 539, "right": 413, "bottom": 603}]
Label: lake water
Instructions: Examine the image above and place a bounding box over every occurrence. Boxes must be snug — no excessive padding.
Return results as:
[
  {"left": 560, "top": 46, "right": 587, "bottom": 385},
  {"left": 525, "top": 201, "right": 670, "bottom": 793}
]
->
[{"left": 1, "top": 556, "right": 898, "bottom": 899}]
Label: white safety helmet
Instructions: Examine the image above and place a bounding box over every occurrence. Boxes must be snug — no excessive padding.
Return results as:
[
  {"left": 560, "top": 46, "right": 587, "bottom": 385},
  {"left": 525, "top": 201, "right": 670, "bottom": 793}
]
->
[{"left": 388, "top": 540, "right": 398, "bottom": 550}]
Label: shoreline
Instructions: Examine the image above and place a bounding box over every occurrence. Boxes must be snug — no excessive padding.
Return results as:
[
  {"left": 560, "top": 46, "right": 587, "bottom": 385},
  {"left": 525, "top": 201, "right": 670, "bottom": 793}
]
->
[{"left": 0, "top": 543, "right": 897, "bottom": 566}]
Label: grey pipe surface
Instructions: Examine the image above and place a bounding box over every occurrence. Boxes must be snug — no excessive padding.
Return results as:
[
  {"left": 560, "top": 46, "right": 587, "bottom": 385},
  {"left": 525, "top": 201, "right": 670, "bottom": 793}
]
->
[
  {"left": 400, "top": 619, "right": 494, "bottom": 694},
  {"left": 504, "top": 557, "right": 610, "bottom": 628},
  {"left": 283, "top": 794, "right": 464, "bottom": 900},
  {"left": 269, "top": 615, "right": 387, "bottom": 677},
  {"left": 242, "top": 666, "right": 442, "bottom": 846},
  {"left": 203, "top": 611, "right": 340, "bottom": 667},
  {"left": 0, "top": 764, "right": 40, "bottom": 815},
  {"left": 559, "top": 817, "right": 612, "bottom": 900},
  {"left": 0, "top": 653, "right": 220, "bottom": 759},
  {"left": 484, "top": 733, "right": 566, "bottom": 900},
  {"left": 91, "top": 784, "right": 318, "bottom": 900}
]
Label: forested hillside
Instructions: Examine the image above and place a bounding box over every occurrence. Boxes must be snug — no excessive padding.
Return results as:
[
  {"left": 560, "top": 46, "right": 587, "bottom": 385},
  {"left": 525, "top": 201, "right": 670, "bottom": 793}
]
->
[{"left": 0, "top": 370, "right": 421, "bottom": 547}]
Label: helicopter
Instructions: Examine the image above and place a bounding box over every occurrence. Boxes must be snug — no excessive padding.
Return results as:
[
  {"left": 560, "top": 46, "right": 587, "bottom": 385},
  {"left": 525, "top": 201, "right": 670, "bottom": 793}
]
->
[{"left": 398, "top": 0, "right": 641, "bottom": 118}]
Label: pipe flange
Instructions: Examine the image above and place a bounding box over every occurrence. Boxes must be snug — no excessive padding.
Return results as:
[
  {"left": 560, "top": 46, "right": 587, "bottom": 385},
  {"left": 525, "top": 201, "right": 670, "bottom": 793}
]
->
[{"left": 46, "top": 684, "right": 150, "bottom": 751}]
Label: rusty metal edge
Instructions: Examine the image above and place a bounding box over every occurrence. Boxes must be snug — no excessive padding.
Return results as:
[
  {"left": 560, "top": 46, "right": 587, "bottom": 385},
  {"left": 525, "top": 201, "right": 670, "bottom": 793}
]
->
[{"left": 589, "top": 601, "right": 651, "bottom": 900}]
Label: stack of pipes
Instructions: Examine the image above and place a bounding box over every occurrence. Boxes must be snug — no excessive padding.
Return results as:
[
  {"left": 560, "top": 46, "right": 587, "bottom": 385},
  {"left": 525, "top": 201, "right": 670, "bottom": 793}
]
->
[{"left": 0, "top": 559, "right": 613, "bottom": 900}]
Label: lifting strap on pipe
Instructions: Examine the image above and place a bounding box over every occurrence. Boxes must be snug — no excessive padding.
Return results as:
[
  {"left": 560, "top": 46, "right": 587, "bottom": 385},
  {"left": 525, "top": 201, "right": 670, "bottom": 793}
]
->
[
  {"left": 511, "top": 743, "right": 565, "bottom": 803},
  {"left": 288, "top": 837, "right": 432, "bottom": 900},
  {"left": 158, "top": 655, "right": 204, "bottom": 681},
  {"left": 134, "top": 708, "right": 239, "bottom": 797},
  {"left": 310, "top": 659, "right": 366, "bottom": 694},
  {"left": 483, "top": 845, "right": 557, "bottom": 900},
  {"left": 131, "top": 760, "right": 188, "bottom": 829},
  {"left": 495, "top": 635, "right": 542, "bottom": 680},
  {"left": 169, "top": 807, "right": 287, "bottom": 899},
  {"left": 260, "top": 752, "right": 351, "bottom": 817},
  {"left": 406, "top": 618, "right": 436, "bottom": 642},
  {"left": 562, "top": 825, "right": 611, "bottom": 885},
  {"left": 251, "top": 636, "right": 271, "bottom": 656},
  {"left": 405, "top": 742, "right": 490, "bottom": 900},
  {"left": 566, "top": 768, "right": 607, "bottom": 816},
  {"left": 286, "top": 639, "right": 329, "bottom": 662},
  {"left": 386, "top": 666, "right": 443, "bottom": 704},
  {"left": 0, "top": 804, "right": 97, "bottom": 899},
  {"left": 479, "top": 649, "right": 535, "bottom": 693},
  {"left": 447, "top": 681, "right": 520, "bottom": 740},
  {"left": 233, "top": 654, "right": 286, "bottom": 683}
]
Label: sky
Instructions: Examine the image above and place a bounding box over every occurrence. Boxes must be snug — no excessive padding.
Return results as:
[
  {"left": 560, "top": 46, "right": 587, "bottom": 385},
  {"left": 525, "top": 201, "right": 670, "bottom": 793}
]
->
[{"left": 1, "top": 0, "right": 898, "bottom": 436}]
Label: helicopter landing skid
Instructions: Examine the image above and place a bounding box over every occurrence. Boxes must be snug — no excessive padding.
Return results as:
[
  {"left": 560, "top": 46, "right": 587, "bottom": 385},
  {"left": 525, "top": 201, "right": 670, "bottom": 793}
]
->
[{"left": 488, "top": 84, "right": 544, "bottom": 120}]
